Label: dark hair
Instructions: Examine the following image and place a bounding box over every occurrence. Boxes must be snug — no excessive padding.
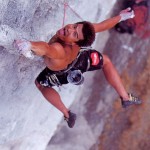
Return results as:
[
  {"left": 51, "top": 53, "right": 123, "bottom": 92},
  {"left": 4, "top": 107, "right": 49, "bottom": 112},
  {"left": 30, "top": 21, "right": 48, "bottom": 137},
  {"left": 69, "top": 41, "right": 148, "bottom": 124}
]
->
[
  {"left": 75, "top": 21, "right": 95, "bottom": 47},
  {"left": 115, "top": 21, "right": 135, "bottom": 34}
]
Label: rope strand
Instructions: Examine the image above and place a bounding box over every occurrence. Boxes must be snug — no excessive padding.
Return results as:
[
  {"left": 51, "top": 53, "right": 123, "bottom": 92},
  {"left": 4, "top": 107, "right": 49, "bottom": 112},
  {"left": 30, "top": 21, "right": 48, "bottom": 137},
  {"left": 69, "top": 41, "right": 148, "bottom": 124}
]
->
[
  {"left": 62, "top": 1, "right": 83, "bottom": 27},
  {"left": 62, "top": 2, "right": 68, "bottom": 27},
  {"left": 67, "top": 4, "right": 84, "bottom": 21}
]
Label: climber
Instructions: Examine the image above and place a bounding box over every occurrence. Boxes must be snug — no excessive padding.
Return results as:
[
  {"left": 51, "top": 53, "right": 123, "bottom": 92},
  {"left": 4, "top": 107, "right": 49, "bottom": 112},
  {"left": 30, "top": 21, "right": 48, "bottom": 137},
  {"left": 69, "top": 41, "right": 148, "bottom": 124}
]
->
[{"left": 14, "top": 8, "right": 141, "bottom": 128}]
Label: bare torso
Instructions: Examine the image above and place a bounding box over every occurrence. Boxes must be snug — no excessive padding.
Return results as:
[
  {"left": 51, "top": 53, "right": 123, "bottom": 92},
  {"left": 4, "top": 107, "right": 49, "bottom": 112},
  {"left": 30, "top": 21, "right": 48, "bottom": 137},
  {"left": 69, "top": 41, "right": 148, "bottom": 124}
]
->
[{"left": 44, "top": 35, "right": 80, "bottom": 71}]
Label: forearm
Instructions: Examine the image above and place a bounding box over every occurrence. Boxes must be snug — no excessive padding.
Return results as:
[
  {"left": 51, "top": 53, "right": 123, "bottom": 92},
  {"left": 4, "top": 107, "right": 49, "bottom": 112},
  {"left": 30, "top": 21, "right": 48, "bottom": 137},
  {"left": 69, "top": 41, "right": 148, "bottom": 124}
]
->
[
  {"left": 14, "top": 39, "right": 62, "bottom": 59},
  {"left": 30, "top": 41, "right": 49, "bottom": 56},
  {"left": 93, "top": 15, "right": 121, "bottom": 33},
  {"left": 14, "top": 39, "right": 51, "bottom": 59}
]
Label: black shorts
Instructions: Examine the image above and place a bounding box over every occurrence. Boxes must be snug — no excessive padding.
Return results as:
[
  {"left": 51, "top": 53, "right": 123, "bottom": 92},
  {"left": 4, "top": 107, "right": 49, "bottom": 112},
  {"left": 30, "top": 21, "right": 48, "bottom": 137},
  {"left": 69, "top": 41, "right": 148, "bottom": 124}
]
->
[{"left": 36, "top": 49, "right": 103, "bottom": 87}]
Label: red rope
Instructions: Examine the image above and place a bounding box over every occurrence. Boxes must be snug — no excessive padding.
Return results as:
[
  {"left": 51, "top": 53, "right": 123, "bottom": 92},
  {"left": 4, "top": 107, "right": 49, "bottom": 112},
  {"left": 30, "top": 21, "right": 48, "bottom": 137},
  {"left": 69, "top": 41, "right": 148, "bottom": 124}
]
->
[
  {"left": 62, "top": 1, "right": 83, "bottom": 27},
  {"left": 62, "top": 2, "right": 68, "bottom": 27},
  {"left": 67, "top": 4, "right": 83, "bottom": 21}
]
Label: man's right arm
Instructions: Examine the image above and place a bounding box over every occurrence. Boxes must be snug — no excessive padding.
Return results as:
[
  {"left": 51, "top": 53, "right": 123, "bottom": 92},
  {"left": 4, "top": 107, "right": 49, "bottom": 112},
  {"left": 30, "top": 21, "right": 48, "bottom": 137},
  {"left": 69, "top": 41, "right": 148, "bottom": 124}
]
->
[
  {"left": 31, "top": 41, "right": 65, "bottom": 59},
  {"left": 14, "top": 39, "right": 65, "bottom": 59},
  {"left": 30, "top": 41, "right": 53, "bottom": 56}
]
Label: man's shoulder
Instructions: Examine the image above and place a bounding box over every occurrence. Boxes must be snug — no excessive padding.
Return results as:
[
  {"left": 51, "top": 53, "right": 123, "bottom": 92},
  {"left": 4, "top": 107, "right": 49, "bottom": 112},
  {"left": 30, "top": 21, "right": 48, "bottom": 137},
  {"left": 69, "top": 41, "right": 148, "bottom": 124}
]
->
[
  {"left": 49, "top": 42, "right": 66, "bottom": 58},
  {"left": 48, "top": 35, "right": 64, "bottom": 50}
]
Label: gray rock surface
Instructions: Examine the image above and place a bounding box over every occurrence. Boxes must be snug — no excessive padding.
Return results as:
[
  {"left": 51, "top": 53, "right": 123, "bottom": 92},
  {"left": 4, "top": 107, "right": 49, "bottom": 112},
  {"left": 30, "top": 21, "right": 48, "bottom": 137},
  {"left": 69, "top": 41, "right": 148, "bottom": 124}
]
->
[
  {"left": 46, "top": 1, "right": 150, "bottom": 150},
  {"left": 0, "top": 0, "right": 117, "bottom": 149}
]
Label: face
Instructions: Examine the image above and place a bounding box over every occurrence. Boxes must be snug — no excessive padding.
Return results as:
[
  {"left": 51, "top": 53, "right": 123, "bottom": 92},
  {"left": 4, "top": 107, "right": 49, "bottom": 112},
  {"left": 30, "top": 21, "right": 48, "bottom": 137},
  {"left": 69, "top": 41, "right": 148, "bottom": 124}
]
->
[{"left": 56, "top": 24, "right": 84, "bottom": 44}]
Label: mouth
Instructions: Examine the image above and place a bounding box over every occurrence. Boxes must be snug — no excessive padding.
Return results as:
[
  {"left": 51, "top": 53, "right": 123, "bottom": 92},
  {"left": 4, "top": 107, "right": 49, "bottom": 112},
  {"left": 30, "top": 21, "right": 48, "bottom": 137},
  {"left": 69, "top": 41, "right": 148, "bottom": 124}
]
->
[{"left": 58, "top": 28, "right": 66, "bottom": 36}]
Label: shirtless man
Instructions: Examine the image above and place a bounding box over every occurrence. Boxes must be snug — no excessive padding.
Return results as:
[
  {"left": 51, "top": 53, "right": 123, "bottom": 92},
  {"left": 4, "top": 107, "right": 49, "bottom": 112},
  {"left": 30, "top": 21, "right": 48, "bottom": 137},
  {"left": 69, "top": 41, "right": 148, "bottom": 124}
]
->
[{"left": 14, "top": 8, "right": 141, "bottom": 128}]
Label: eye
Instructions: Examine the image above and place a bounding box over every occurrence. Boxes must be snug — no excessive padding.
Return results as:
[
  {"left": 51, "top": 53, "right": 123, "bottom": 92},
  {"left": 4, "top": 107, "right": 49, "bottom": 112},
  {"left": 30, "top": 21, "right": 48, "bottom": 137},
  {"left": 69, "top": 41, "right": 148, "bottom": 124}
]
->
[
  {"left": 73, "top": 24, "right": 78, "bottom": 38},
  {"left": 73, "top": 32, "right": 77, "bottom": 38}
]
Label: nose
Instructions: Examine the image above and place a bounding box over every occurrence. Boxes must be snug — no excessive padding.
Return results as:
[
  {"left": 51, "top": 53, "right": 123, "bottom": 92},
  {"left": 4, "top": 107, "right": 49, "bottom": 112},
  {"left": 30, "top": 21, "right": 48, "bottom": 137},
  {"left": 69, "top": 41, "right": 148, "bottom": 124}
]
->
[
  {"left": 67, "top": 25, "right": 75, "bottom": 33},
  {"left": 69, "top": 28, "right": 75, "bottom": 33}
]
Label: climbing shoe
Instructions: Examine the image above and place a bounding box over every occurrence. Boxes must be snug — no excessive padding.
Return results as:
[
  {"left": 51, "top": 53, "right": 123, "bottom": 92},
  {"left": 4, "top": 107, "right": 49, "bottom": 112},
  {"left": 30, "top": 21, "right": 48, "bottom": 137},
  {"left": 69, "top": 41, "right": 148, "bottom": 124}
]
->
[
  {"left": 64, "top": 111, "right": 77, "bottom": 128},
  {"left": 121, "top": 93, "right": 142, "bottom": 108}
]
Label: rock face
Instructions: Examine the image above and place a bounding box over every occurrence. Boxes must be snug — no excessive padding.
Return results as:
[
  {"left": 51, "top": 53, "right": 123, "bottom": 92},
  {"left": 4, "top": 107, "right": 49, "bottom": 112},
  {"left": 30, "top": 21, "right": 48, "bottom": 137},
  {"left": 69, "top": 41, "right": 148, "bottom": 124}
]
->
[
  {"left": 0, "top": 0, "right": 117, "bottom": 150},
  {"left": 46, "top": 1, "right": 150, "bottom": 150}
]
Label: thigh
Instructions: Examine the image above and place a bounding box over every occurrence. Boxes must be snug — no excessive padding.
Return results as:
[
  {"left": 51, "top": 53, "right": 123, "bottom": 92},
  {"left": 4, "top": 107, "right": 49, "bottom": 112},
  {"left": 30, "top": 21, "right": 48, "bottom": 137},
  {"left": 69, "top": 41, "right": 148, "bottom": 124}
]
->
[{"left": 102, "top": 54, "right": 111, "bottom": 66}]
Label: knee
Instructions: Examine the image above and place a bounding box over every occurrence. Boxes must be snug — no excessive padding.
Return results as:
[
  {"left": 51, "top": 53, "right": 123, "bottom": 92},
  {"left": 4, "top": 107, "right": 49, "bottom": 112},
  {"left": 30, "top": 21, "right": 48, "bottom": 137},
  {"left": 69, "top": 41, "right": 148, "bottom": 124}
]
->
[{"left": 103, "top": 54, "right": 111, "bottom": 66}]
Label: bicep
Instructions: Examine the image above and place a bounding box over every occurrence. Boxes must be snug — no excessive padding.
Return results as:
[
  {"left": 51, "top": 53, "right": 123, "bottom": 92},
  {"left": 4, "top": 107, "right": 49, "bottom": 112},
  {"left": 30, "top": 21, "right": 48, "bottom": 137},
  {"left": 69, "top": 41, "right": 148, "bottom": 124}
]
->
[{"left": 30, "top": 41, "right": 51, "bottom": 56}]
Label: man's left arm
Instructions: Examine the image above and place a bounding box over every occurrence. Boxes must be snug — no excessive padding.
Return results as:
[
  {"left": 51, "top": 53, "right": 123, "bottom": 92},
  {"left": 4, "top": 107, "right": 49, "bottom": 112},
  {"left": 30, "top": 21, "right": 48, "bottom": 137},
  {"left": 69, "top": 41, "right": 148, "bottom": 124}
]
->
[{"left": 93, "top": 8, "right": 135, "bottom": 33}]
